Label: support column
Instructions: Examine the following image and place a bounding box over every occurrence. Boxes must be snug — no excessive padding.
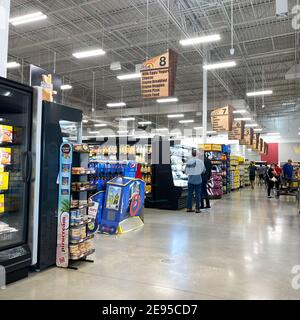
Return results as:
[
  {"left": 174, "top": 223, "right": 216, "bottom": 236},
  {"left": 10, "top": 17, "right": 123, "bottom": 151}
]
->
[
  {"left": 0, "top": 0, "right": 10, "bottom": 78},
  {"left": 202, "top": 55, "right": 208, "bottom": 144}
]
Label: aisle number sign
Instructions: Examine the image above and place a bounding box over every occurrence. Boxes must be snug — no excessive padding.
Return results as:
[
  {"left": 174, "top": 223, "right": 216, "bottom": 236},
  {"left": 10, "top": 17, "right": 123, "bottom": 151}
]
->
[
  {"left": 141, "top": 50, "right": 177, "bottom": 99},
  {"left": 228, "top": 120, "right": 245, "bottom": 141},
  {"left": 259, "top": 138, "right": 264, "bottom": 154},
  {"left": 211, "top": 105, "right": 234, "bottom": 132},
  {"left": 244, "top": 128, "right": 254, "bottom": 146},
  {"left": 252, "top": 133, "right": 260, "bottom": 151}
]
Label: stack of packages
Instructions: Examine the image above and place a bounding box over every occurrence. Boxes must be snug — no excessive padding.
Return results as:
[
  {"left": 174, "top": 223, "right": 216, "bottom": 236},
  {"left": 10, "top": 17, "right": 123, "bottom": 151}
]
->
[
  {"left": 230, "top": 156, "right": 240, "bottom": 190},
  {"left": 244, "top": 160, "right": 250, "bottom": 186},
  {"left": 239, "top": 157, "right": 245, "bottom": 188},
  {"left": 207, "top": 172, "right": 223, "bottom": 199}
]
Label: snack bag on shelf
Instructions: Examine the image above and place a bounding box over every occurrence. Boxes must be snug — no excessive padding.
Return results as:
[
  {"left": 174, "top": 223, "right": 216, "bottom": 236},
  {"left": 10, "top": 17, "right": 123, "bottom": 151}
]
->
[
  {"left": 0, "top": 148, "right": 11, "bottom": 165},
  {"left": 0, "top": 172, "right": 9, "bottom": 191},
  {"left": 0, "top": 194, "right": 4, "bottom": 213},
  {"left": 0, "top": 125, "right": 13, "bottom": 144}
]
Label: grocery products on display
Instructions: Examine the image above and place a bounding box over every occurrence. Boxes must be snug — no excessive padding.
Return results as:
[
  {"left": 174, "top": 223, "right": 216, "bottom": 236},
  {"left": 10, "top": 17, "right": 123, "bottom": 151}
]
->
[
  {"left": 230, "top": 156, "right": 240, "bottom": 191},
  {"left": 244, "top": 160, "right": 250, "bottom": 186},
  {"left": 141, "top": 164, "right": 152, "bottom": 195},
  {"left": 170, "top": 145, "right": 189, "bottom": 187},
  {"left": 56, "top": 143, "right": 99, "bottom": 268},
  {"left": 239, "top": 157, "right": 245, "bottom": 188}
]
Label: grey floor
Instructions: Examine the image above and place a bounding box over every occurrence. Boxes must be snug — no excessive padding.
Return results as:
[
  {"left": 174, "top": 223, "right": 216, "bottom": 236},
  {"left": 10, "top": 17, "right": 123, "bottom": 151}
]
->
[{"left": 1, "top": 187, "right": 300, "bottom": 300}]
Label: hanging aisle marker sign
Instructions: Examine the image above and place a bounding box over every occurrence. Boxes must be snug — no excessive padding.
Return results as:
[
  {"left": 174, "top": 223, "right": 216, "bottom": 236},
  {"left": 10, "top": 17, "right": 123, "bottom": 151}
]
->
[
  {"left": 141, "top": 50, "right": 178, "bottom": 99},
  {"left": 228, "top": 120, "right": 245, "bottom": 141},
  {"left": 211, "top": 105, "right": 234, "bottom": 132},
  {"left": 252, "top": 133, "right": 260, "bottom": 151},
  {"left": 259, "top": 138, "right": 264, "bottom": 154},
  {"left": 244, "top": 128, "right": 254, "bottom": 146}
]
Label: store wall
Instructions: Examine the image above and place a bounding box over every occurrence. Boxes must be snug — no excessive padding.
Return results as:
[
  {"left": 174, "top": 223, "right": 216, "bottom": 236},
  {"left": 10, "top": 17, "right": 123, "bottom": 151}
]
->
[
  {"left": 278, "top": 142, "right": 300, "bottom": 163},
  {"left": 261, "top": 143, "right": 278, "bottom": 164}
]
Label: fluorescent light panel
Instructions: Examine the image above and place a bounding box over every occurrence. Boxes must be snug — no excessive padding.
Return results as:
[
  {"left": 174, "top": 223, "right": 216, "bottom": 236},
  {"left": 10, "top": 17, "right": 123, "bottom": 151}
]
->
[
  {"left": 120, "top": 117, "right": 135, "bottom": 121},
  {"left": 245, "top": 123, "right": 259, "bottom": 127},
  {"left": 88, "top": 131, "right": 99, "bottom": 134},
  {"left": 10, "top": 12, "right": 47, "bottom": 26},
  {"left": 94, "top": 123, "right": 107, "bottom": 127},
  {"left": 73, "top": 49, "right": 106, "bottom": 59},
  {"left": 155, "top": 128, "right": 168, "bottom": 131},
  {"left": 61, "top": 84, "right": 72, "bottom": 90},
  {"left": 107, "top": 102, "right": 126, "bottom": 108},
  {"left": 234, "top": 117, "right": 252, "bottom": 121},
  {"left": 179, "top": 120, "right": 194, "bottom": 123},
  {"left": 157, "top": 97, "right": 179, "bottom": 103},
  {"left": 246, "top": 90, "right": 273, "bottom": 97},
  {"left": 7, "top": 61, "right": 20, "bottom": 69},
  {"left": 117, "top": 73, "right": 141, "bottom": 80},
  {"left": 266, "top": 132, "right": 280, "bottom": 136},
  {"left": 138, "top": 121, "right": 152, "bottom": 125},
  {"left": 233, "top": 109, "right": 247, "bottom": 114},
  {"left": 179, "top": 34, "right": 221, "bottom": 46},
  {"left": 167, "top": 114, "right": 184, "bottom": 118},
  {"left": 118, "top": 130, "right": 128, "bottom": 134},
  {"left": 203, "top": 61, "right": 236, "bottom": 70}
]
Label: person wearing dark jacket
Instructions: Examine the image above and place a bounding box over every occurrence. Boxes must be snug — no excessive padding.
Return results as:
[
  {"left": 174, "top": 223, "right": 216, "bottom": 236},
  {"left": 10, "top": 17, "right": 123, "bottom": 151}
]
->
[
  {"left": 266, "top": 164, "right": 276, "bottom": 198},
  {"left": 200, "top": 155, "right": 212, "bottom": 210}
]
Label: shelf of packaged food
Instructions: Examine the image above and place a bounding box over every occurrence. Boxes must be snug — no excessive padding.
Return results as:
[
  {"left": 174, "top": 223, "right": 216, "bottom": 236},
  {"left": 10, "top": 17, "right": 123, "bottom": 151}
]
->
[
  {"left": 71, "top": 185, "right": 97, "bottom": 193},
  {"left": 69, "top": 249, "right": 95, "bottom": 261},
  {"left": 70, "top": 203, "right": 94, "bottom": 210},
  {"left": 70, "top": 218, "right": 95, "bottom": 228},
  {"left": 72, "top": 171, "right": 96, "bottom": 176},
  {"left": 69, "top": 233, "right": 94, "bottom": 245}
]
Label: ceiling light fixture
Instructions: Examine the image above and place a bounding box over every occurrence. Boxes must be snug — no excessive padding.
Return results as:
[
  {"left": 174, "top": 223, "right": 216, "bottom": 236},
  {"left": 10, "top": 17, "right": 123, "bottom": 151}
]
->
[
  {"left": 155, "top": 128, "right": 168, "bottom": 131},
  {"left": 73, "top": 48, "right": 106, "bottom": 59},
  {"left": 179, "top": 120, "right": 194, "bottom": 124},
  {"left": 233, "top": 109, "right": 247, "bottom": 114},
  {"left": 203, "top": 61, "right": 236, "bottom": 70},
  {"left": 234, "top": 117, "right": 252, "bottom": 121},
  {"left": 106, "top": 102, "right": 126, "bottom": 108},
  {"left": 61, "top": 84, "right": 73, "bottom": 90},
  {"left": 7, "top": 61, "right": 20, "bottom": 69},
  {"left": 88, "top": 131, "right": 99, "bottom": 134},
  {"left": 138, "top": 121, "right": 152, "bottom": 125},
  {"left": 157, "top": 97, "right": 179, "bottom": 103},
  {"left": 167, "top": 114, "right": 184, "bottom": 118},
  {"left": 246, "top": 90, "right": 273, "bottom": 97},
  {"left": 119, "top": 117, "right": 135, "bottom": 121},
  {"left": 94, "top": 123, "right": 107, "bottom": 127},
  {"left": 266, "top": 132, "right": 280, "bottom": 136},
  {"left": 254, "top": 128, "right": 263, "bottom": 132},
  {"left": 10, "top": 11, "right": 47, "bottom": 26},
  {"left": 179, "top": 34, "right": 221, "bottom": 46},
  {"left": 117, "top": 130, "right": 129, "bottom": 134},
  {"left": 194, "top": 127, "right": 203, "bottom": 130},
  {"left": 117, "top": 73, "right": 141, "bottom": 80},
  {"left": 245, "top": 123, "right": 259, "bottom": 127},
  {"left": 82, "top": 120, "right": 89, "bottom": 124}
]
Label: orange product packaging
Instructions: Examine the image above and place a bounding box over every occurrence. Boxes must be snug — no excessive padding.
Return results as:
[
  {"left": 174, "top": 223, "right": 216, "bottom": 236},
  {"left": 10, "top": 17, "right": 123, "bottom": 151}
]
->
[{"left": 0, "top": 125, "right": 13, "bottom": 144}]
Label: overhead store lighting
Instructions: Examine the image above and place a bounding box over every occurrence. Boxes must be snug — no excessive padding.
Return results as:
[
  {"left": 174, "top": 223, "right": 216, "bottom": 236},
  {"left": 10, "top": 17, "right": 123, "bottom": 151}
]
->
[
  {"left": 203, "top": 61, "right": 236, "bottom": 70},
  {"left": 61, "top": 84, "right": 72, "bottom": 90},
  {"left": 266, "top": 132, "right": 280, "bottom": 136},
  {"left": 94, "top": 123, "right": 107, "bottom": 127},
  {"left": 119, "top": 117, "right": 135, "bottom": 121},
  {"left": 254, "top": 128, "right": 263, "bottom": 132},
  {"left": 179, "top": 120, "right": 194, "bottom": 124},
  {"left": 246, "top": 90, "right": 273, "bottom": 97},
  {"left": 194, "top": 127, "right": 203, "bottom": 130},
  {"left": 106, "top": 102, "right": 126, "bottom": 108},
  {"left": 82, "top": 120, "right": 89, "bottom": 123},
  {"left": 117, "top": 73, "right": 141, "bottom": 80},
  {"left": 234, "top": 117, "right": 252, "bottom": 121},
  {"left": 167, "top": 114, "right": 184, "bottom": 118},
  {"left": 157, "top": 97, "right": 179, "bottom": 103},
  {"left": 88, "top": 131, "right": 99, "bottom": 134},
  {"left": 179, "top": 34, "right": 221, "bottom": 46},
  {"left": 155, "top": 128, "right": 168, "bottom": 131},
  {"left": 207, "top": 131, "right": 217, "bottom": 135},
  {"left": 138, "top": 121, "right": 152, "bottom": 125},
  {"left": 10, "top": 11, "right": 47, "bottom": 26},
  {"left": 7, "top": 61, "right": 20, "bottom": 69},
  {"left": 117, "top": 130, "right": 129, "bottom": 134},
  {"left": 245, "top": 123, "right": 259, "bottom": 127},
  {"left": 233, "top": 109, "right": 247, "bottom": 114},
  {"left": 73, "top": 48, "right": 106, "bottom": 59}
]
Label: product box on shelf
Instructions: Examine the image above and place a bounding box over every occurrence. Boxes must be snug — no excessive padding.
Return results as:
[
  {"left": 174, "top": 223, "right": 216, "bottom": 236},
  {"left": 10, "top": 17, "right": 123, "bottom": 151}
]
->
[{"left": 0, "top": 125, "right": 13, "bottom": 144}]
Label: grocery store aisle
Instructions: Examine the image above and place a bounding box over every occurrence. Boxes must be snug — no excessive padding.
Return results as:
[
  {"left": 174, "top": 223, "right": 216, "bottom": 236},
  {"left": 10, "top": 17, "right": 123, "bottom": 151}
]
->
[{"left": 1, "top": 187, "right": 300, "bottom": 300}]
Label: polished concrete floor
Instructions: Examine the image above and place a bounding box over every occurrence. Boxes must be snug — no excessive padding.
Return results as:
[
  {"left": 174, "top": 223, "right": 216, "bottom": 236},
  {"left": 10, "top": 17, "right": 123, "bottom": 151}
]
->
[{"left": 1, "top": 187, "right": 300, "bottom": 300}]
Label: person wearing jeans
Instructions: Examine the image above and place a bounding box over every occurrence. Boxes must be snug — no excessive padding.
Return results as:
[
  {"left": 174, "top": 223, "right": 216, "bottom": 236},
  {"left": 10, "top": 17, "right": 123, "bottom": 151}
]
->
[
  {"left": 185, "top": 149, "right": 205, "bottom": 214},
  {"left": 266, "top": 164, "right": 275, "bottom": 198}
]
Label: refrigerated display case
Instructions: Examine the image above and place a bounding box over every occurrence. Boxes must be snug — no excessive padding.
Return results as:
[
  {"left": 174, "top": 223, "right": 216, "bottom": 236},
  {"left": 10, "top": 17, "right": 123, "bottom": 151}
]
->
[{"left": 0, "top": 77, "right": 32, "bottom": 283}]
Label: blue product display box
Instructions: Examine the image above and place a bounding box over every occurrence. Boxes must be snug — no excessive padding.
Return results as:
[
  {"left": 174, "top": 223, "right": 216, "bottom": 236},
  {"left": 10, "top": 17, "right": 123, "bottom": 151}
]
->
[{"left": 99, "top": 177, "right": 145, "bottom": 234}]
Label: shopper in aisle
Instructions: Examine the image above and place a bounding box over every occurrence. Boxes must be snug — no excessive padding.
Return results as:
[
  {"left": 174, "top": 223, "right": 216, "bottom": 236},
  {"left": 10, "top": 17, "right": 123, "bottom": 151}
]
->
[
  {"left": 186, "top": 149, "right": 205, "bottom": 213},
  {"left": 274, "top": 164, "right": 282, "bottom": 196},
  {"left": 282, "top": 159, "right": 293, "bottom": 191},
  {"left": 266, "top": 164, "right": 276, "bottom": 198},
  {"left": 249, "top": 162, "right": 257, "bottom": 189},
  {"left": 200, "top": 154, "right": 212, "bottom": 210},
  {"left": 257, "top": 164, "right": 265, "bottom": 186}
]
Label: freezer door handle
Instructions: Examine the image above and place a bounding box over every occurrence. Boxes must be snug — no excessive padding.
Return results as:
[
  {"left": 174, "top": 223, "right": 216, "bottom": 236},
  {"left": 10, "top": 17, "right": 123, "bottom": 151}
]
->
[
  {"left": 27, "top": 151, "right": 33, "bottom": 183},
  {"left": 21, "top": 151, "right": 33, "bottom": 183}
]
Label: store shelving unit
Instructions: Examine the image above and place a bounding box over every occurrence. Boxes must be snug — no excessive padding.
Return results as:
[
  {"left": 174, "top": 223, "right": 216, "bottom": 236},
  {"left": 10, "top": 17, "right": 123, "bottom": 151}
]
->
[
  {"left": 146, "top": 138, "right": 190, "bottom": 210},
  {"left": 230, "top": 156, "right": 240, "bottom": 191},
  {"left": 239, "top": 157, "right": 245, "bottom": 188},
  {"left": 244, "top": 160, "right": 250, "bottom": 187},
  {"left": 56, "top": 143, "right": 98, "bottom": 270}
]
